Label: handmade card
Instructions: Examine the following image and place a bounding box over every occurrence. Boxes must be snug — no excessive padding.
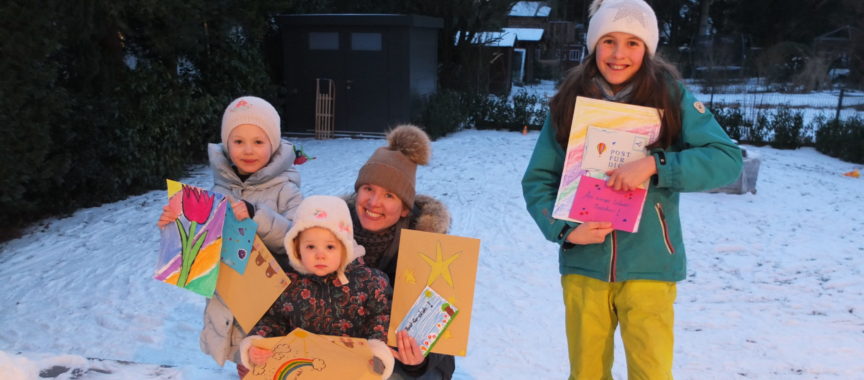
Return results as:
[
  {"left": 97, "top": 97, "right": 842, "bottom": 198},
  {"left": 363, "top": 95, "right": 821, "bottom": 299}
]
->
[
  {"left": 388, "top": 229, "right": 480, "bottom": 357},
  {"left": 246, "top": 328, "right": 385, "bottom": 380},
  {"left": 155, "top": 180, "right": 226, "bottom": 297},
  {"left": 580, "top": 126, "right": 651, "bottom": 183},
  {"left": 553, "top": 97, "right": 661, "bottom": 225},
  {"left": 395, "top": 286, "right": 458, "bottom": 357},
  {"left": 216, "top": 235, "right": 290, "bottom": 332},
  {"left": 569, "top": 175, "right": 648, "bottom": 233},
  {"left": 568, "top": 126, "right": 653, "bottom": 232},
  {"left": 220, "top": 206, "right": 258, "bottom": 274}
]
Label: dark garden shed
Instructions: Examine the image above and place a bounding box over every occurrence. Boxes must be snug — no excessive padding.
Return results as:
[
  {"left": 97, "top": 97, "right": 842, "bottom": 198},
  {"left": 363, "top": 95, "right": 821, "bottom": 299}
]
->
[{"left": 277, "top": 14, "right": 443, "bottom": 137}]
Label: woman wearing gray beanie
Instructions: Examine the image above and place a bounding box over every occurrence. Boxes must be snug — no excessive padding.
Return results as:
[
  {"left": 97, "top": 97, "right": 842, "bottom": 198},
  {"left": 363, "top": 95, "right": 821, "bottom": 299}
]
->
[{"left": 347, "top": 124, "right": 455, "bottom": 380}]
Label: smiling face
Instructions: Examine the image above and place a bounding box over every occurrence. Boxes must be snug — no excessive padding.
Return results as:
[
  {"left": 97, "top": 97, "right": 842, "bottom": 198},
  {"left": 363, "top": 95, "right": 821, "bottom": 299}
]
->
[
  {"left": 595, "top": 31, "right": 646, "bottom": 92},
  {"left": 227, "top": 124, "right": 272, "bottom": 175},
  {"left": 297, "top": 227, "right": 344, "bottom": 277},
  {"left": 355, "top": 183, "right": 409, "bottom": 233}
]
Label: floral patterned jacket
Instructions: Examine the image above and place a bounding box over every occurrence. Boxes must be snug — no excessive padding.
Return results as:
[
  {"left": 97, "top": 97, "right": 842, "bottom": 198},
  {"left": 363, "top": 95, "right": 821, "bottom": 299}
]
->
[{"left": 249, "top": 262, "right": 392, "bottom": 341}]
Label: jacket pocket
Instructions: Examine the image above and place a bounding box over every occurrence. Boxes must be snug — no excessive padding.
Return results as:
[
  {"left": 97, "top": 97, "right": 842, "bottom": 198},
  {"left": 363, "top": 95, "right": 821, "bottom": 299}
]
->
[{"left": 654, "top": 202, "right": 675, "bottom": 255}]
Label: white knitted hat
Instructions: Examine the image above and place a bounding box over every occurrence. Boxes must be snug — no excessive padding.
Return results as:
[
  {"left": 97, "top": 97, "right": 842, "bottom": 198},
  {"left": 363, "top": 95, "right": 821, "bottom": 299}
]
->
[
  {"left": 221, "top": 96, "right": 282, "bottom": 154},
  {"left": 284, "top": 195, "right": 365, "bottom": 285},
  {"left": 586, "top": 0, "right": 659, "bottom": 56}
]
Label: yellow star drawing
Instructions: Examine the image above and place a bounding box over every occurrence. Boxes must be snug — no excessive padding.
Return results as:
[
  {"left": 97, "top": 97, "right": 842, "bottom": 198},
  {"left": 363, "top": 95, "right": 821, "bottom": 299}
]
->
[
  {"left": 419, "top": 241, "right": 461, "bottom": 287},
  {"left": 403, "top": 270, "right": 416, "bottom": 285}
]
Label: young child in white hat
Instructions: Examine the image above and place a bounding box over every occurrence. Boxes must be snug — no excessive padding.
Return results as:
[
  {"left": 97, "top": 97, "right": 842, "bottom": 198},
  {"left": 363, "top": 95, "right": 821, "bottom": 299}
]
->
[
  {"left": 237, "top": 195, "right": 394, "bottom": 379},
  {"left": 156, "top": 95, "right": 304, "bottom": 367}
]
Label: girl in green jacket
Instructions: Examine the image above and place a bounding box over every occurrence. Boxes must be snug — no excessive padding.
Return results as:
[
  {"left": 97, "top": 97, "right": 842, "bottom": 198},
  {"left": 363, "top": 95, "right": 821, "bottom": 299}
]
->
[{"left": 521, "top": 0, "right": 742, "bottom": 378}]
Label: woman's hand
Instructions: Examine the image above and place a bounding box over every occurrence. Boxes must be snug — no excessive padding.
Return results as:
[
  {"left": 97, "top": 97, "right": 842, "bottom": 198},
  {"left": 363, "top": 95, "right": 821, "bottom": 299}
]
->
[
  {"left": 156, "top": 204, "right": 178, "bottom": 228},
  {"left": 390, "top": 330, "right": 424, "bottom": 366},
  {"left": 605, "top": 155, "right": 657, "bottom": 192},
  {"left": 566, "top": 222, "right": 614, "bottom": 245}
]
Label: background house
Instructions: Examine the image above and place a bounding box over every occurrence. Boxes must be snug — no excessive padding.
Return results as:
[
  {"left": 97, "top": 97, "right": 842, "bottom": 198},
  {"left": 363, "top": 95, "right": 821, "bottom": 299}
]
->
[
  {"left": 814, "top": 25, "right": 861, "bottom": 82},
  {"left": 277, "top": 14, "right": 442, "bottom": 137},
  {"left": 503, "top": 27, "right": 544, "bottom": 84},
  {"left": 507, "top": 1, "right": 586, "bottom": 78}
]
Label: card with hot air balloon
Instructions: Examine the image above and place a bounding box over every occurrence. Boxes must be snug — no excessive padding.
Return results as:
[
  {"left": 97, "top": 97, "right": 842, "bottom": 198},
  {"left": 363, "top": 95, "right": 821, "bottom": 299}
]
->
[
  {"left": 552, "top": 96, "right": 661, "bottom": 232},
  {"left": 568, "top": 126, "right": 652, "bottom": 232},
  {"left": 580, "top": 126, "right": 652, "bottom": 188},
  {"left": 155, "top": 180, "right": 227, "bottom": 297}
]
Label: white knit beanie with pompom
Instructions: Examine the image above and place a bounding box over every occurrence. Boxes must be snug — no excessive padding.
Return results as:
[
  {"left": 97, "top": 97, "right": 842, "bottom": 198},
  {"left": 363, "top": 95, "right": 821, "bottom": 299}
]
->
[
  {"left": 586, "top": 0, "right": 659, "bottom": 56},
  {"left": 354, "top": 124, "right": 431, "bottom": 208}
]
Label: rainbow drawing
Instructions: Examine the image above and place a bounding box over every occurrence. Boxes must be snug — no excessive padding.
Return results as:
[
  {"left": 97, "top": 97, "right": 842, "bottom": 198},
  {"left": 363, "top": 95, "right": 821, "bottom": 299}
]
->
[{"left": 273, "top": 358, "right": 314, "bottom": 379}]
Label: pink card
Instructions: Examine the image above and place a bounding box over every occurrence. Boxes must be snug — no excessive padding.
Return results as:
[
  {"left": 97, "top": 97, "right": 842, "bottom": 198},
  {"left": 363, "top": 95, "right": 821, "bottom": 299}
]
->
[{"left": 568, "top": 175, "right": 647, "bottom": 233}]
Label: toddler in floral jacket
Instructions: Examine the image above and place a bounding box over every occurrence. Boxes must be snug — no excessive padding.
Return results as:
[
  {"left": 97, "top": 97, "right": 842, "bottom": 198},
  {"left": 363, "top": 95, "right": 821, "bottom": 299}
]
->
[{"left": 236, "top": 195, "right": 394, "bottom": 379}]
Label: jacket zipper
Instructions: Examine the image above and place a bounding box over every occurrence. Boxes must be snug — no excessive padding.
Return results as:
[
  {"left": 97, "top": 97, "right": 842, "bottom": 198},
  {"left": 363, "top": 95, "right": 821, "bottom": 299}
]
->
[
  {"left": 608, "top": 231, "right": 618, "bottom": 282},
  {"left": 654, "top": 203, "right": 675, "bottom": 254}
]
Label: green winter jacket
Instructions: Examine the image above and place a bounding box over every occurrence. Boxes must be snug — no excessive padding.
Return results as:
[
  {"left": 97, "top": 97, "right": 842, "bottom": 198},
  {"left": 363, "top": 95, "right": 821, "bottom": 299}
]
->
[{"left": 521, "top": 85, "right": 742, "bottom": 283}]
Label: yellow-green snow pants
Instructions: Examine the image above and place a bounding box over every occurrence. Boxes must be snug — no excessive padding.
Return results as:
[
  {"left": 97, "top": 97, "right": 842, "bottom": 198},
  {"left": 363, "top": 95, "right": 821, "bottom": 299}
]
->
[{"left": 561, "top": 274, "right": 677, "bottom": 380}]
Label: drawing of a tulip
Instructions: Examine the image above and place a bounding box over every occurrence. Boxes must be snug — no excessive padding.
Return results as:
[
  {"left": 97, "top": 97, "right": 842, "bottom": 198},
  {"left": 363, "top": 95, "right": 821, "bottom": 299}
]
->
[{"left": 175, "top": 185, "right": 215, "bottom": 287}]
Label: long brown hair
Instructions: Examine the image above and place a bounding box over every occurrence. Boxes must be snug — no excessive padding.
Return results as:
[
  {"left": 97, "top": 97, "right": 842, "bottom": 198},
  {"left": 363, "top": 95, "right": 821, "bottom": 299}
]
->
[{"left": 549, "top": 51, "right": 683, "bottom": 150}]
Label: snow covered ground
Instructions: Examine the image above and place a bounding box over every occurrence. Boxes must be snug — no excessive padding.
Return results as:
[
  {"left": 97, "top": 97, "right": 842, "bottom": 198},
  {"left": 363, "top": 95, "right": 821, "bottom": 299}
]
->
[{"left": 1, "top": 128, "right": 862, "bottom": 379}]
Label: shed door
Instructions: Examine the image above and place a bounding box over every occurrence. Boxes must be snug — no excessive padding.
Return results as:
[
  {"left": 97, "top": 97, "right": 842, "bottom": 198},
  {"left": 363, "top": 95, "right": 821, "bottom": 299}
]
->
[
  {"left": 303, "top": 29, "right": 389, "bottom": 134},
  {"left": 341, "top": 30, "right": 389, "bottom": 133}
]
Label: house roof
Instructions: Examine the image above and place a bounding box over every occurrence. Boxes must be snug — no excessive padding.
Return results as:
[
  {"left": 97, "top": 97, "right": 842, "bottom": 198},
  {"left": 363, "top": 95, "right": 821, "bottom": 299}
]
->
[
  {"left": 456, "top": 27, "right": 544, "bottom": 47},
  {"left": 455, "top": 30, "right": 516, "bottom": 47},
  {"left": 509, "top": 1, "right": 551, "bottom": 17},
  {"left": 502, "top": 27, "right": 544, "bottom": 42},
  {"left": 815, "top": 25, "right": 860, "bottom": 42}
]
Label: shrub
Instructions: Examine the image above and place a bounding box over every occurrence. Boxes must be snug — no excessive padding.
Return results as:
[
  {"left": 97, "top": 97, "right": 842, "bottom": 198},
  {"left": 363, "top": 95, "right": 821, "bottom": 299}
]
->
[
  {"left": 769, "top": 106, "right": 809, "bottom": 149},
  {"left": 815, "top": 116, "right": 864, "bottom": 164},
  {"left": 712, "top": 104, "right": 747, "bottom": 142},
  {"left": 413, "top": 90, "right": 470, "bottom": 140},
  {"left": 747, "top": 112, "right": 771, "bottom": 146},
  {"left": 415, "top": 89, "right": 548, "bottom": 137}
]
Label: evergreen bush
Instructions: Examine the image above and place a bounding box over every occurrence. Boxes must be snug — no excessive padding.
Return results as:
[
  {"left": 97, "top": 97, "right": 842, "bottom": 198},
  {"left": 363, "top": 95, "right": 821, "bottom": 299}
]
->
[
  {"left": 815, "top": 116, "right": 864, "bottom": 164},
  {"left": 768, "top": 106, "right": 810, "bottom": 149},
  {"left": 0, "top": 0, "right": 275, "bottom": 236},
  {"left": 712, "top": 104, "right": 747, "bottom": 142}
]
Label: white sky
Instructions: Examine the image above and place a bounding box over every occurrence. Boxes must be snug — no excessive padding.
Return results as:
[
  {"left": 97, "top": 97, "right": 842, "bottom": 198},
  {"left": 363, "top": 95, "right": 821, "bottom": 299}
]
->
[{"left": 1, "top": 84, "right": 863, "bottom": 379}]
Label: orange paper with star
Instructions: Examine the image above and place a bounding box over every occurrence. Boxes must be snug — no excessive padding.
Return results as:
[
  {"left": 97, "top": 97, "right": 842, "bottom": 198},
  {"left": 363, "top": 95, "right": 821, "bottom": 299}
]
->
[{"left": 388, "top": 229, "right": 481, "bottom": 356}]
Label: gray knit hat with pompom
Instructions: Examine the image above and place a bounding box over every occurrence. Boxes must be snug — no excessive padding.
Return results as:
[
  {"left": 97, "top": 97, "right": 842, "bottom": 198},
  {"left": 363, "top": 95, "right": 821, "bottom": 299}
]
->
[{"left": 355, "top": 124, "right": 430, "bottom": 208}]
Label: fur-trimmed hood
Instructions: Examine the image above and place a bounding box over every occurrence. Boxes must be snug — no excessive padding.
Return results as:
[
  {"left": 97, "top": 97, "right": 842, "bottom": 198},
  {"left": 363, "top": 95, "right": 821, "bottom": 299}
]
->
[{"left": 411, "top": 194, "right": 451, "bottom": 234}]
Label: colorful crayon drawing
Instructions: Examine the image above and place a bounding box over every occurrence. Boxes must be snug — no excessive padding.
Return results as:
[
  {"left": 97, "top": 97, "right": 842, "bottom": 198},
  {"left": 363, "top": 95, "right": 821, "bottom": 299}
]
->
[
  {"left": 246, "top": 328, "right": 383, "bottom": 380},
  {"left": 553, "top": 96, "right": 661, "bottom": 222},
  {"left": 154, "top": 180, "right": 226, "bottom": 297}
]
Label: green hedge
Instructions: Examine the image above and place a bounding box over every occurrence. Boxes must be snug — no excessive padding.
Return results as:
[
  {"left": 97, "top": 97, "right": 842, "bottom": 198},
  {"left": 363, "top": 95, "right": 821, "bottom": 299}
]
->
[
  {"left": 713, "top": 104, "right": 862, "bottom": 164},
  {"left": 814, "top": 116, "right": 864, "bottom": 164},
  {"left": 414, "top": 89, "right": 548, "bottom": 139},
  {"left": 0, "top": 0, "right": 276, "bottom": 236}
]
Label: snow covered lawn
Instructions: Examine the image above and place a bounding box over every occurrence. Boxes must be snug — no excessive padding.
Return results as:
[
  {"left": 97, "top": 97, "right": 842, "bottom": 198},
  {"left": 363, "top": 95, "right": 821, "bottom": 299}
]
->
[{"left": 1, "top": 130, "right": 862, "bottom": 379}]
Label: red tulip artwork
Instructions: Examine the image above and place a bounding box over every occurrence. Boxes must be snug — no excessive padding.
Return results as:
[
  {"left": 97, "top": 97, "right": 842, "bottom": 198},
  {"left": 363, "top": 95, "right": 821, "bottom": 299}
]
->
[
  {"left": 176, "top": 185, "right": 214, "bottom": 287},
  {"left": 155, "top": 180, "right": 226, "bottom": 297}
]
